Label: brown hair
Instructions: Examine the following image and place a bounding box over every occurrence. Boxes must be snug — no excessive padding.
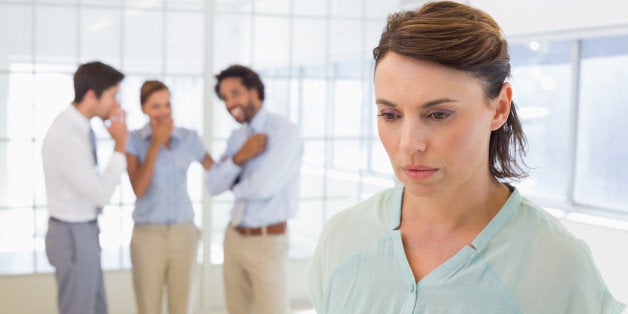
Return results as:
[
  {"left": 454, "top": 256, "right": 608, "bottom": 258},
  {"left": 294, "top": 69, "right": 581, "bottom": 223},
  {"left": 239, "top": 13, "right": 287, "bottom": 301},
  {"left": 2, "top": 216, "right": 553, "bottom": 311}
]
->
[
  {"left": 373, "top": 1, "right": 528, "bottom": 181},
  {"left": 73, "top": 61, "right": 124, "bottom": 103},
  {"left": 140, "top": 80, "right": 169, "bottom": 106}
]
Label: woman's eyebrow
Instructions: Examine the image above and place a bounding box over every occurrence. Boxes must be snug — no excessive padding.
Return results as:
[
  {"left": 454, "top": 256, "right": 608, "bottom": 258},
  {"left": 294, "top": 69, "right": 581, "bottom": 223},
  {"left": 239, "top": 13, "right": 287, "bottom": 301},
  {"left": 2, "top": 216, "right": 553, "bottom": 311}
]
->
[{"left": 376, "top": 98, "right": 459, "bottom": 108}]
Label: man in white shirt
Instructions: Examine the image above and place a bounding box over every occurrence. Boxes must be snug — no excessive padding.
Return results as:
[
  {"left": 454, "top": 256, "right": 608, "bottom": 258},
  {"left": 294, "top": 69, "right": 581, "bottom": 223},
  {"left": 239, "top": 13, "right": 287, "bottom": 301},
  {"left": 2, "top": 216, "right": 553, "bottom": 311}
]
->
[
  {"left": 208, "top": 65, "right": 303, "bottom": 314},
  {"left": 42, "top": 61, "right": 128, "bottom": 314}
]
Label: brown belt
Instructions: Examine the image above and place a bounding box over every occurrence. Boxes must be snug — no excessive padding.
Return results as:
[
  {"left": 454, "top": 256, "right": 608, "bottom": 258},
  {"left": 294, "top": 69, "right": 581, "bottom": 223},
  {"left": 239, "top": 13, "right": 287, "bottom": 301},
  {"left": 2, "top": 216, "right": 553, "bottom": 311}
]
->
[{"left": 235, "top": 221, "right": 287, "bottom": 236}]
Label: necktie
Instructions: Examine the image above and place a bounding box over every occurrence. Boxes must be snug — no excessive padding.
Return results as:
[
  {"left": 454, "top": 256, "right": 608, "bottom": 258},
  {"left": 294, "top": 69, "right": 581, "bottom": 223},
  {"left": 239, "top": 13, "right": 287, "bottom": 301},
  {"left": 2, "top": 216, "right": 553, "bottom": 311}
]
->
[
  {"left": 88, "top": 128, "right": 98, "bottom": 165},
  {"left": 89, "top": 128, "right": 103, "bottom": 214}
]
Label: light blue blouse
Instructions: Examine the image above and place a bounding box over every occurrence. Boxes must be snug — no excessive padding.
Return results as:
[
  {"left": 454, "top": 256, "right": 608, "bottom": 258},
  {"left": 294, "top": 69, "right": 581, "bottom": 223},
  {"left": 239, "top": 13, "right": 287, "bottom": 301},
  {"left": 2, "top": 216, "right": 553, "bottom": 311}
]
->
[
  {"left": 309, "top": 185, "right": 625, "bottom": 314},
  {"left": 126, "top": 124, "right": 206, "bottom": 225}
]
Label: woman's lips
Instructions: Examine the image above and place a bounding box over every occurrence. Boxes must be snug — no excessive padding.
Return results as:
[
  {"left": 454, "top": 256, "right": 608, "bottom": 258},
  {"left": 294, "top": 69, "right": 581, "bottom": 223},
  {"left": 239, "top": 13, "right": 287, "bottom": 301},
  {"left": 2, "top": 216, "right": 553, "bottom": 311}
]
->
[{"left": 402, "top": 165, "right": 438, "bottom": 180}]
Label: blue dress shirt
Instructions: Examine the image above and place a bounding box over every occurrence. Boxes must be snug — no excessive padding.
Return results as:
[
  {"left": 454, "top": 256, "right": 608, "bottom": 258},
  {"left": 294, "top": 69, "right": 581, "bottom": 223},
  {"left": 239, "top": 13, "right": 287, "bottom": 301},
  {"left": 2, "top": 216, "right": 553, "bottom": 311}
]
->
[
  {"left": 207, "top": 107, "right": 303, "bottom": 228},
  {"left": 126, "top": 124, "right": 207, "bottom": 225}
]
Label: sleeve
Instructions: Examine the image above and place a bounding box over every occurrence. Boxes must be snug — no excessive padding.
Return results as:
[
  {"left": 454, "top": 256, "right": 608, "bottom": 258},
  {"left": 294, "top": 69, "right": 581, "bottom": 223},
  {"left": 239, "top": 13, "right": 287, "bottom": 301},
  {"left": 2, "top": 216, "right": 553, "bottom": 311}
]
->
[
  {"left": 308, "top": 233, "right": 328, "bottom": 313},
  {"left": 125, "top": 131, "right": 140, "bottom": 157},
  {"left": 517, "top": 234, "right": 626, "bottom": 314},
  {"left": 206, "top": 131, "right": 243, "bottom": 196},
  {"left": 51, "top": 134, "right": 126, "bottom": 207},
  {"left": 231, "top": 121, "right": 303, "bottom": 200},
  {"left": 191, "top": 130, "right": 207, "bottom": 162}
]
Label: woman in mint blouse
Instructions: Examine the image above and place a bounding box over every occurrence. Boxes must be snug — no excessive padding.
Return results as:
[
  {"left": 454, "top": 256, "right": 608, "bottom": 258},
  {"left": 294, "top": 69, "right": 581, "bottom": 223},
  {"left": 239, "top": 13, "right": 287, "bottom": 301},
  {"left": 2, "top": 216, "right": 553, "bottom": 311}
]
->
[
  {"left": 308, "top": 2, "right": 625, "bottom": 313},
  {"left": 126, "top": 80, "right": 213, "bottom": 314}
]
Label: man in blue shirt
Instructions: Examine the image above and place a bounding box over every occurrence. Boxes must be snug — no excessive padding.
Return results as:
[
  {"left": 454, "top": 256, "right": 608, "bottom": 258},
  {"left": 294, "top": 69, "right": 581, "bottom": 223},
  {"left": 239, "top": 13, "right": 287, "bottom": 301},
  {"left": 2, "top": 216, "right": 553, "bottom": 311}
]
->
[{"left": 208, "top": 64, "right": 303, "bottom": 314}]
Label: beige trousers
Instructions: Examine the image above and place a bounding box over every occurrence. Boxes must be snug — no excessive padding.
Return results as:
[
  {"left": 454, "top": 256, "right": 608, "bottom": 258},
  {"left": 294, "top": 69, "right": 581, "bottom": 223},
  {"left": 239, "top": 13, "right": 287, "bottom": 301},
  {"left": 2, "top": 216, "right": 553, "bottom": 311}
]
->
[
  {"left": 130, "top": 222, "right": 199, "bottom": 314},
  {"left": 223, "top": 226, "right": 289, "bottom": 314}
]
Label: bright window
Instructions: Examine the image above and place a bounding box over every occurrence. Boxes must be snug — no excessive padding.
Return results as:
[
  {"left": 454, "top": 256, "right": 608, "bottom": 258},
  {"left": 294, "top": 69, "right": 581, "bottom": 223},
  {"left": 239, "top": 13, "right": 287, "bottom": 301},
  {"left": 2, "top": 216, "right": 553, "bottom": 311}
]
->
[
  {"left": 0, "top": 0, "right": 205, "bottom": 274},
  {"left": 1, "top": 0, "right": 626, "bottom": 275}
]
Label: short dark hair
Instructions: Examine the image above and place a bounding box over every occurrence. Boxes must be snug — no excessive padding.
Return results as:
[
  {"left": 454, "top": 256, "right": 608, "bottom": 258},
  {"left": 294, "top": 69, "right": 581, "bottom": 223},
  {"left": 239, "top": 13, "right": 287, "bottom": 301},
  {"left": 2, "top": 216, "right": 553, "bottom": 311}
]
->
[
  {"left": 140, "top": 80, "right": 169, "bottom": 107},
  {"left": 214, "top": 65, "right": 265, "bottom": 102},
  {"left": 73, "top": 61, "right": 124, "bottom": 103},
  {"left": 373, "top": 1, "right": 528, "bottom": 181}
]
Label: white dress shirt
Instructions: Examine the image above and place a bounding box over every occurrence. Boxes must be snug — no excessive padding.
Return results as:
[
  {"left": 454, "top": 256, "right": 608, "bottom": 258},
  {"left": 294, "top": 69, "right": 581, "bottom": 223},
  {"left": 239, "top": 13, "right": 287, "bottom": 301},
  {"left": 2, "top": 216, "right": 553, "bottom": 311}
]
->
[
  {"left": 207, "top": 107, "right": 303, "bottom": 227},
  {"left": 42, "top": 105, "right": 126, "bottom": 222}
]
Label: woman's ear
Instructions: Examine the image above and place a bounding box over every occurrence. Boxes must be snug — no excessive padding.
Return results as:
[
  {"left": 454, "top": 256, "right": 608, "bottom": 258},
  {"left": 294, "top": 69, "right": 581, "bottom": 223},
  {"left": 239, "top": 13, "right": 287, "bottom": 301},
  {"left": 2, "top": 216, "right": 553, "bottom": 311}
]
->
[{"left": 490, "top": 82, "right": 513, "bottom": 131}]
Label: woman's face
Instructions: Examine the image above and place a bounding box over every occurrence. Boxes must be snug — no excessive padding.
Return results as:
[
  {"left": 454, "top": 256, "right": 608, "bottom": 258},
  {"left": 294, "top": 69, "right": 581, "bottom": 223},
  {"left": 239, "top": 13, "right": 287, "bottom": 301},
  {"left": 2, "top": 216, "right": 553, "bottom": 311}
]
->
[
  {"left": 374, "top": 52, "right": 510, "bottom": 197},
  {"left": 142, "top": 89, "right": 172, "bottom": 124}
]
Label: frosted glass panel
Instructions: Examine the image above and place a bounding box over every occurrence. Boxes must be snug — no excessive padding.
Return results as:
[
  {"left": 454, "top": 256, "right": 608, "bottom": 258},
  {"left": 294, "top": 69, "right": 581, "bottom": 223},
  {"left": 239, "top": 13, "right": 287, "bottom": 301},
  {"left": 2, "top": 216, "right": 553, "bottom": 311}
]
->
[
  {"left": 123, "top": 9, "right": 163, "bottom": 73},
  {"left": 166, "top": 12, "right": 204, "bottom": 74},
  {"left": 366, "top": 0, "right": 399, "bottom": 19},
  {"left": 303, "top": 140, "right": 325, "bottom": 167},
  {"left": 300, "top": 79, "right": 326, "bottom": 138},
  {"left": 290, "top": 200, "right": 324, "bottom": 258},
  {"left": 254, "top": 0, "right": 289, "bottom": 15},
  {"left": 82, "top": 0, "right": 122, "bottom": 6},
  {"left": 333, "top": 80, "right": 363, "bottom": 137},
  {"left": 33, "top": 73, "right": 74, "bottom": 140},
  {"left": 6, "top": 73, "right": 34, "bottom": 140},
  {"left": 293, "top": 18, "right": 327, "bottom": 78},
  {"left": 38, "top": 0, "right": 78, "bottom": 4},
  {"left": 166, "top": 0, "right": 203, "bottom": 10},
  {"left": 213, "top": 14, "right": 252, "bottom": 71},
  {"left": 263, "top": 78, "right": 290, "bottom": 117},
  {"left": 330, "top": 19, "right": 361, "bottom": 61},
  {"left": 300, "top": 164, "right": 324, "bottom": 198},
  {"left": 370, "top": 139, "right": 393, "bottom": 175},
  {"left": 253, "top": 17, "right": 289, "bottom": 69},
  {"left": 331, "top": 0, "right": 362, "bottom": 17},
  {"left": 119, "top": 74, "right": 152, "bottom": 131},
  {"left": 164, "top": 76, "right": 205, "bottom": 130},
  {"left": 332, "top": 140, "right": 362, "bottom": 171},
  {"left": 0, "top": 208, "right": 35, "bottom": 274},
  {"left": 35, "top": 6, "right": 77, "bottom": 65},
  {"left": 0, "top": 4, "right": 32, "bottom": 70},
  {"left": 575, "top": 35, "right": 628, "bottom": 212},
  {"left": 510, "top": 40, "right": 572, "bottom": 203},
  {"left": 80, "top": 8, "right": 121, "bottom": 67},
  {"left": 124, "top": 0, "right": 163, "bottom": 9},
  {"left": 215, "top": 0, "right": 252, "bottom": 13},
  {"left": 5, "top": 142, "right": 35, "bottom": 207},
  {"left": 294, "top": 1, "right": 327, "bottom": 16}
]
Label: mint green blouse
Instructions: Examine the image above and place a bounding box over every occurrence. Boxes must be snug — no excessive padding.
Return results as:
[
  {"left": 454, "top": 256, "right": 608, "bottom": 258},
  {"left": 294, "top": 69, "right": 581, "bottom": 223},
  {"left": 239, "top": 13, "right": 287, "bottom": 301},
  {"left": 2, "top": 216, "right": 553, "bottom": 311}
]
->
[{"left": 308, "top": 185, "right": 625, "bottom": 314}]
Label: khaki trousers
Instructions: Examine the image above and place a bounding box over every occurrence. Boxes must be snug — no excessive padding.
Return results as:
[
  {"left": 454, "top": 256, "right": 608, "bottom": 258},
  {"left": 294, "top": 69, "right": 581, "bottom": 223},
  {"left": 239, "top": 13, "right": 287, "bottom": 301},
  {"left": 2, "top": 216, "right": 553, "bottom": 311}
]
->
[
  {"left": 130, "top": 222, "right": 199, "bottom": 314},
  {"left": 223, "top": 226, "right": 289, "bottom": 314}
]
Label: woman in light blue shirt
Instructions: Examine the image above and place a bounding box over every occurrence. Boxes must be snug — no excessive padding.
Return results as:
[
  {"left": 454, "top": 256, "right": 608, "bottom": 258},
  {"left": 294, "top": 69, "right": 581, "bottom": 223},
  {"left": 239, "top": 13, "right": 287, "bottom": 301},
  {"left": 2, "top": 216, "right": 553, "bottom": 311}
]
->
[
  {"left": 308, "top": 1, "right": 625, "bottom": 313},
  {"left": 126, "top": 80, "right": 213, "bottom": 314}
]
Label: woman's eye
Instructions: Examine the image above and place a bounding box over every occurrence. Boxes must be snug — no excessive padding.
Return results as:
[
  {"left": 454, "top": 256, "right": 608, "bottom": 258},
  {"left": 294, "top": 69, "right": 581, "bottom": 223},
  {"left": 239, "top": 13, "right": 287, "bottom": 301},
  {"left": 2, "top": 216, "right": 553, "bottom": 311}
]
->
[
  {"left": 377, "top": 112, "right": 400, "bottom": 121},
  {"left": 429, "top": 111, "right": 450, "bottom": 120}
]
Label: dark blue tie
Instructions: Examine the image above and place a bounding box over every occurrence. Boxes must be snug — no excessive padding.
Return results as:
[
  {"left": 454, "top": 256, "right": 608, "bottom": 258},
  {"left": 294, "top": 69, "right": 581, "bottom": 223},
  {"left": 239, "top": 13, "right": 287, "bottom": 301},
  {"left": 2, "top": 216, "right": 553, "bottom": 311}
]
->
[
  {"left": 89, "top": 128, "right": 102, "bottom": 214},
  {"left": 89, "top": 128, "right": 98, "bottom": 165}
]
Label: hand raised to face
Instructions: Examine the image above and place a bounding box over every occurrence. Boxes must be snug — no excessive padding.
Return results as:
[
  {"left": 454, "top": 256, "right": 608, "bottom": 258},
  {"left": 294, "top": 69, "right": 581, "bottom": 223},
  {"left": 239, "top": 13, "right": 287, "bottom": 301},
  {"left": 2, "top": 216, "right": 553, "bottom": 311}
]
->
[
  {"left": 106, "top": 107, "right": 128, "bottom": 143},
  {"left": 151, "top": 116, "right": 174, "bottom": 147}
]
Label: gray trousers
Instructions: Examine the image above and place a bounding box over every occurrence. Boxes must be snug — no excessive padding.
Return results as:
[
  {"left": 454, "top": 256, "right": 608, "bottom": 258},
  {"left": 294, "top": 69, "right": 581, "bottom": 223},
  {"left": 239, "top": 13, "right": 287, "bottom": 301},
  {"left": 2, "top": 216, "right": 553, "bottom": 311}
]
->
[{"left": 45, "top": 218, "right": 107, "bottom": 314}]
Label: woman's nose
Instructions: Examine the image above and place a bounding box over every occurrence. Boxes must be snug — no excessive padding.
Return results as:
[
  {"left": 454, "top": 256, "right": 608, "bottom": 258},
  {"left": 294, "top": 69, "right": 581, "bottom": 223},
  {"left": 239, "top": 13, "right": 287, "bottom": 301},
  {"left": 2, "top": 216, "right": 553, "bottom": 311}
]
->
[{"left": 399, "top": 121, "right": 427, "bottom": 154}]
